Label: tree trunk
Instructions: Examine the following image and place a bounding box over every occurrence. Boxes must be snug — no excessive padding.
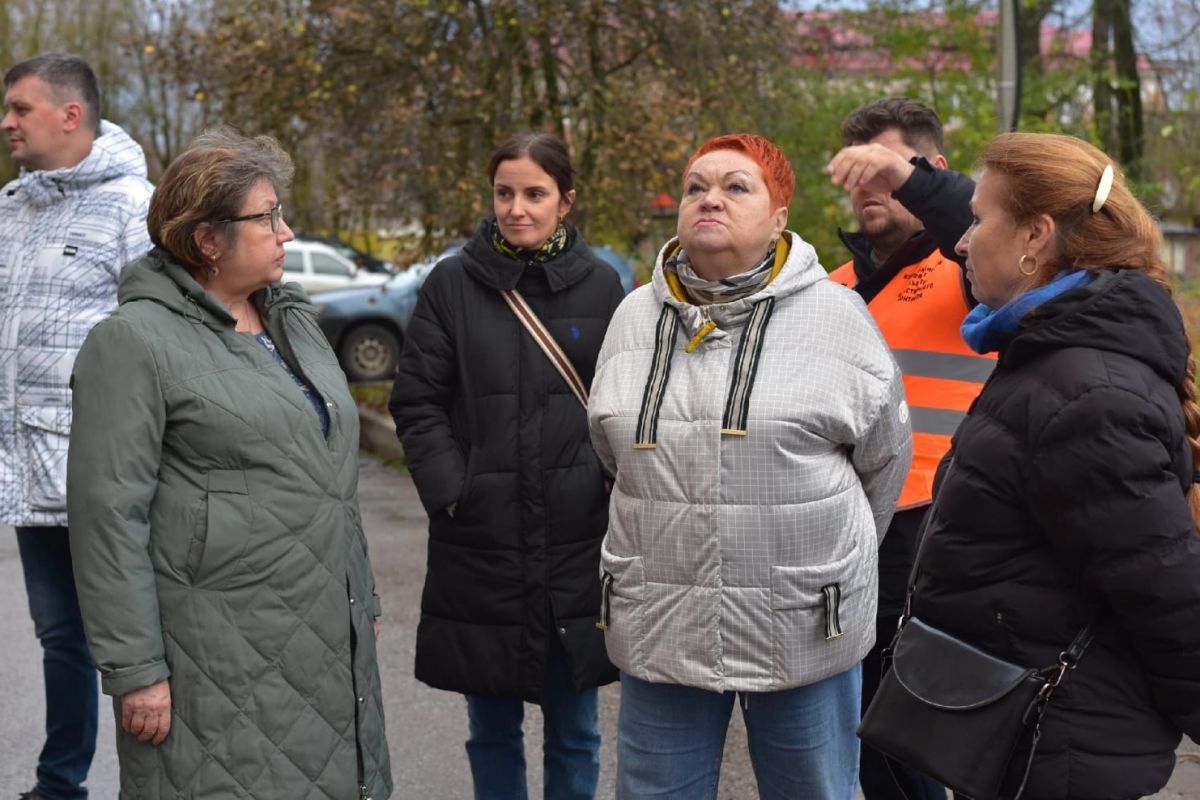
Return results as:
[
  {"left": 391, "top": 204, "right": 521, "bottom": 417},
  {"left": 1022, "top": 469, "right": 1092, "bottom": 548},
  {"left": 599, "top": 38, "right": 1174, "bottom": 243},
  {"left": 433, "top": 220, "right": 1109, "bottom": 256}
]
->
[
  {"left": 1018, "top": 0, "right": 1059, "bottom": 76},
  {"left": 1092, "top": 0, "right": 1115, "bottom": 153},
  {"left": 1111, "top": 0, "right": 1143, "bottom": 178}
]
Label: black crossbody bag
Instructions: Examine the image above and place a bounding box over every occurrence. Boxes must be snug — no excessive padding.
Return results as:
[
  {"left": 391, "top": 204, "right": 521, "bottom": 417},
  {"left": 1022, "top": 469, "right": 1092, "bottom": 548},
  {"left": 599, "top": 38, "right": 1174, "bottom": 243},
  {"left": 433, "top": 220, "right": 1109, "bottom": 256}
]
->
[{"left": 857, "top": 461, "right": 1094, "bottom": 800}]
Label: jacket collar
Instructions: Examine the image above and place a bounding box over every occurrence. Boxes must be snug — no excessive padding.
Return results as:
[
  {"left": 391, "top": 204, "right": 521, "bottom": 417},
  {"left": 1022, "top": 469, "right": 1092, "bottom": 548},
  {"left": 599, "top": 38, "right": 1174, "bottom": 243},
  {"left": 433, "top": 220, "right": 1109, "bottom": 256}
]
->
[
  {"left": 649, "top": 231, "right": 826, "bottom": 340},
  {"left": 117, "top": 247, "right": 311, "bottom": 332},
  {"left": 837, "top": 227, "right": 937, "bottom": 304},
  {"left": 1002, "top": 268, "right": 1188, "bottom": 386},
  {"left": 460, "top": 217, "right": 596, "bottom": 293}
]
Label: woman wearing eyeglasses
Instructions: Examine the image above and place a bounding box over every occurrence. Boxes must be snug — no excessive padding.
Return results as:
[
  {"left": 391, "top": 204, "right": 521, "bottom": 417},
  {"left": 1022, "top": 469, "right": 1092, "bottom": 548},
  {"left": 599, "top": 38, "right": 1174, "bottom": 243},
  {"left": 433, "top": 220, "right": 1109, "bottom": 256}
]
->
[{"left": 65, "top": 128, "right": 392, "bottom": 799}]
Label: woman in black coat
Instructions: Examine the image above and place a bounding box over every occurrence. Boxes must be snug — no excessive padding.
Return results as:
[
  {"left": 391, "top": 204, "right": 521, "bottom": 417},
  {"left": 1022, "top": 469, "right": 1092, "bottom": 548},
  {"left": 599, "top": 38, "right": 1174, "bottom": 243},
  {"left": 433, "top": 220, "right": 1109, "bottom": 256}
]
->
[
  {"left": 389, "top": 132, "right": 623, "bottom": 800},
  {"left": 912, "top": 132, "right": 1200, "bottom": 799}
]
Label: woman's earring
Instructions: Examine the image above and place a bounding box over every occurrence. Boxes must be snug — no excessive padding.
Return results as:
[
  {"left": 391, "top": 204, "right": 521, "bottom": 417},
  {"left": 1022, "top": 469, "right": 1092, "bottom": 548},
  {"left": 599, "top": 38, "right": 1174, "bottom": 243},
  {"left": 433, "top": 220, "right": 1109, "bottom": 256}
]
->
[{"left": 1018, "top": 254, "right": 1038, "bottom": 276}]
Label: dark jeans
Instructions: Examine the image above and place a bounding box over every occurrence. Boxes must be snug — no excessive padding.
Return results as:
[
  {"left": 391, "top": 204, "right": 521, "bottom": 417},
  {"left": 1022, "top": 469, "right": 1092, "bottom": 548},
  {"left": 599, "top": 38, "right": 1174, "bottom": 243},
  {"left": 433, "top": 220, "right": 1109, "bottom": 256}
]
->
[
  {"left": 16, "top": 526, "right": 98, "bottom": 800},
  {"left": 465, "top": 635, "right": 601, "bottom": 800}
]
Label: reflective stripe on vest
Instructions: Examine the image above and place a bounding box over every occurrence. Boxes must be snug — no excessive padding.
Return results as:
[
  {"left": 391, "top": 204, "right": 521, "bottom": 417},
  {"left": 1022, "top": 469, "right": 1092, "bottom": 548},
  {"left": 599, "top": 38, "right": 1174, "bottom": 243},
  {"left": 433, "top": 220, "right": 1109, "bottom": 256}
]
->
[{"left": 830, "top": 252, "right": 996, "bottom": 508}]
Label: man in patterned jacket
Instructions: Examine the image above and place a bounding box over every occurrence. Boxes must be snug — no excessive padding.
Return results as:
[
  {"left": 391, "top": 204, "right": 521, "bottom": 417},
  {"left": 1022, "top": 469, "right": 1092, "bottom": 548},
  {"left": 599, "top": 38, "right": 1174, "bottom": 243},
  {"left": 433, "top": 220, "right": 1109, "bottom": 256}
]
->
[{"left": 1, "top": 53, "right": 152, "bottom": 800}]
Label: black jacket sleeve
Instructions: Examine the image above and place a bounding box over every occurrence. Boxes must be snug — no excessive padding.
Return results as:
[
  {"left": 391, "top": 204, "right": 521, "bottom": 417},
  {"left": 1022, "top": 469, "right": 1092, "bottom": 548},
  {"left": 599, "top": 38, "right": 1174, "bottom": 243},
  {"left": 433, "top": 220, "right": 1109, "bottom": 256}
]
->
[
  {"left": 389, "top": 264, "right": 467, "bottom": 516},
  {"left": 893, "top": 156, "right": 975, "bottom": 265},
  {"left": 1027, "top": 385, "right": 1200, "bottom": 739}
]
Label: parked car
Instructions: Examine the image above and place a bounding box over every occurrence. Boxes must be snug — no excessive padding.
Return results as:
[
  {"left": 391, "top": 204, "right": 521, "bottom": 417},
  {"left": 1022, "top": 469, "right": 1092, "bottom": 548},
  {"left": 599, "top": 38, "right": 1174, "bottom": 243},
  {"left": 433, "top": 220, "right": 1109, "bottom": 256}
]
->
[
  {"left": 282, "top": 240, "right": 390, "bottom": 295},
  {"left": 315, "top": 240, "right": 635, "bottom": 383},
  {"left": 292, "top": 231, "right": 398, "bottom": 274},
  {"left": 313, "top": 243, "right": 465, "bottom": 382},
  {"left": 591, "top": 245, "right": 640, "bottom": 294}
]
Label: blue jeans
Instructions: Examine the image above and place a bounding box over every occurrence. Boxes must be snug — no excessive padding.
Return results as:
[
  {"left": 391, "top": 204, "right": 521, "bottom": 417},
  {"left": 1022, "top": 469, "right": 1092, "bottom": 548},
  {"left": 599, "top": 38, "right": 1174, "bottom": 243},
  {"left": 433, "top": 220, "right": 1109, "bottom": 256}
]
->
[
  {"left": 16, "top": 526, "right": 99, "bottom": 800},
  {"left": 465, "top": 637, "right": 601, "bottom": 800},
  {"left": 617, "top": 664, "right": 861, "bottom": 800}
]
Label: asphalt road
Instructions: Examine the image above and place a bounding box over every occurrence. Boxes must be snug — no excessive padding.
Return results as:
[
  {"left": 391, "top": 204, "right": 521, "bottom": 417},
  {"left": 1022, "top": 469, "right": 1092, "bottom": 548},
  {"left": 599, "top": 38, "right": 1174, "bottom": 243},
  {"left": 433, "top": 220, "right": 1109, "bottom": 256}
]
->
[{"left": 2, "top": 456, "right": 1196, "bottom": 798}]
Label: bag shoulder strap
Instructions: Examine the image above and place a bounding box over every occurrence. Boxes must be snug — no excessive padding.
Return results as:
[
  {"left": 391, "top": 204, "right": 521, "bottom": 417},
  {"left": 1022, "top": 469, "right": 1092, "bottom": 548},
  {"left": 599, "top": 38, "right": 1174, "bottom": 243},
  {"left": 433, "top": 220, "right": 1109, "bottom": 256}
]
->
[
  {"left": 901, "top": 459, "right": 953, "bottom": 622},
  {"left": 501, "top": 288, "right": 588, "bottom": 411},
  {"left": 901, "top": 459, "right": 1096, "bottom": 661}
]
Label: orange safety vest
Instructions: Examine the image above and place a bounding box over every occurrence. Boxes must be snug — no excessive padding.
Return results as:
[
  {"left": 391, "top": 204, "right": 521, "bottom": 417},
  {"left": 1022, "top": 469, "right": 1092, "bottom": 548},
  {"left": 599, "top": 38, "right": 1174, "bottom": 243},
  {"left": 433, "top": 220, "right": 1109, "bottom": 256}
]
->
[{"left": 830, "top": 252, "right": 996, "bottom": 510}]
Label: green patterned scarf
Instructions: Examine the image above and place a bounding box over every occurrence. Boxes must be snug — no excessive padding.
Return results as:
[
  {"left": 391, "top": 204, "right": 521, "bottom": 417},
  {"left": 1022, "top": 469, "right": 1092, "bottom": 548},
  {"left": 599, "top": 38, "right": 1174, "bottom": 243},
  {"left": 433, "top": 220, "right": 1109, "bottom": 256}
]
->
[{"left": 488, "top": 217, "right": 571, "bottom": 264}]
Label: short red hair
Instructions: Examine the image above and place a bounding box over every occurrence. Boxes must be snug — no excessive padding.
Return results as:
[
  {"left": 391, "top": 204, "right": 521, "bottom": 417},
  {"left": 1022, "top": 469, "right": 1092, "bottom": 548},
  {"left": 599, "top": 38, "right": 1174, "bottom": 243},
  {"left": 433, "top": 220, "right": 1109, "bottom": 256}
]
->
[{"left": 682, "top": 134, "right": 795, "bottom": 210}]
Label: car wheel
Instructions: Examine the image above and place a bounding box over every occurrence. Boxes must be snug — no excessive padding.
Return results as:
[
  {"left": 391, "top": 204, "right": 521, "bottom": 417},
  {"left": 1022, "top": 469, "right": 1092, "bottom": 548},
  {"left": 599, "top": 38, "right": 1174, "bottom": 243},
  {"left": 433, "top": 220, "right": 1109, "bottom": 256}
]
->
[{"left": 339, "top": 323, "right": 401, "bottom": 382}]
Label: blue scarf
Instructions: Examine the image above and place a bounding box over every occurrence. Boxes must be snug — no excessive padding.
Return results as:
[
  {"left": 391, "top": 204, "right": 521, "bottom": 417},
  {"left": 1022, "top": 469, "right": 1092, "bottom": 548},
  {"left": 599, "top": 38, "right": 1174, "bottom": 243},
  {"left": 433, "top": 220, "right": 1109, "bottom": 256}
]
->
[{"left": 961, "top": 269, "right": 1096, "bottom": 354}]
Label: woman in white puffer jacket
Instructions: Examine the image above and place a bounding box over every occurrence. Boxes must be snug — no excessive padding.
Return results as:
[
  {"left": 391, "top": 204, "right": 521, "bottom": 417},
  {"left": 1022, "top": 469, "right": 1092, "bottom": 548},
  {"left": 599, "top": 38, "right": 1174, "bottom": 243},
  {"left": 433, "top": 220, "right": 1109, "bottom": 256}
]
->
[{"left": 587, "top": 133, "right": 912, "bottom": 800}]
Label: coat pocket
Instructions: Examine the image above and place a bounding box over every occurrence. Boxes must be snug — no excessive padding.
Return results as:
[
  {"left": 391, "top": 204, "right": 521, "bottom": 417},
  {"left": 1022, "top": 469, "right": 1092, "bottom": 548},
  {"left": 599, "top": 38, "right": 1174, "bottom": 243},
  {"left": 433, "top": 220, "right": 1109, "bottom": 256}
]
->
[
  {"left": 455, "top": 445, "right": 477, "bottom": 516},
  {"left": 769, "top": 542, "right": 872, "bottom": 680},
  {"left": 186, "top": 469, "right": 253, "bottom": 585},
  {"left": 17, "top": 405, "right": 71, "bottom": 512},
  {"left": 598, "top": 549, "right": 645, "bottom": 671}
]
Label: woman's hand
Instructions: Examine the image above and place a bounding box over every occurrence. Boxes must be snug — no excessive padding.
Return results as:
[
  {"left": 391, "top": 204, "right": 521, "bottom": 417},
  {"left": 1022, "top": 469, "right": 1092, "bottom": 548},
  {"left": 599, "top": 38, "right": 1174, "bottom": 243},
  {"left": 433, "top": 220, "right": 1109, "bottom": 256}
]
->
[
  {"left": 373, "top": 616, "right": 382, "bottom": 639},
  {"left": 121, "top": 680, "right": 172, "bottom": 745}
]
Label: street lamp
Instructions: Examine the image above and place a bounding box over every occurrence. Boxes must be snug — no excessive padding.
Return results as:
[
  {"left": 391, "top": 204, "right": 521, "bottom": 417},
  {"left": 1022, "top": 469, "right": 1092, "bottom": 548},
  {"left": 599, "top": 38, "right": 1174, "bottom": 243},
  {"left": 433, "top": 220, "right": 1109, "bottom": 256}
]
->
[{"left": 997, "top": 0, "right": 1022, "bottom": 132}]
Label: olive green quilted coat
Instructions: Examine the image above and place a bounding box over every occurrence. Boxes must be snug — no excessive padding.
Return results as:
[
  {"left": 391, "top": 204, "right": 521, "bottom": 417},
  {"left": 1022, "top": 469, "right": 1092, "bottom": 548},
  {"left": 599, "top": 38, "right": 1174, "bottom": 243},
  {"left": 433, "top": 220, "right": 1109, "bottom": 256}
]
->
[{"left": 67, "top": 248, "right": 391, "bottom": 799}]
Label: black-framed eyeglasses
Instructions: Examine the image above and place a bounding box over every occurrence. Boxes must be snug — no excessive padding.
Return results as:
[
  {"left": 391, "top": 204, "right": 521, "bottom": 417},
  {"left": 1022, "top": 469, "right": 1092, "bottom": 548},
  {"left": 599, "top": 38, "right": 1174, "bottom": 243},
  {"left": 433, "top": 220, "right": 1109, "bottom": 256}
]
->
[{"left": 214, "top": 202, "right": 283, "bottom": 234}]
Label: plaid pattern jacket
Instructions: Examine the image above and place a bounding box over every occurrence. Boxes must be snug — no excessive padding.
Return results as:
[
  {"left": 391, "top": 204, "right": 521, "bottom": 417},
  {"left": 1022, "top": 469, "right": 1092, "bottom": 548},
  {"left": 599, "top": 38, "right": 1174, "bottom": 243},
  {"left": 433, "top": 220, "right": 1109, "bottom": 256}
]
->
[
  {"left": 588, "top": 232, "right": 912, "bottom": 692},
  {"left": 0, "top": 121, "right": 153, "bottom": 526}
]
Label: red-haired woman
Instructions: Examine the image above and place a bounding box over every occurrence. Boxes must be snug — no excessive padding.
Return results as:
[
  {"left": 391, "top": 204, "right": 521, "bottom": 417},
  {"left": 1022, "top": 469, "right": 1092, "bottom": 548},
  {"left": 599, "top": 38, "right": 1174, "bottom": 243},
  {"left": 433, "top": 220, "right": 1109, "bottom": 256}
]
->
[
  {"left": 587, "top": 133, "right": 912, "bottom": 798},
  {"left": 910, "top": 132, "right": 1200, "bottom": 799}
]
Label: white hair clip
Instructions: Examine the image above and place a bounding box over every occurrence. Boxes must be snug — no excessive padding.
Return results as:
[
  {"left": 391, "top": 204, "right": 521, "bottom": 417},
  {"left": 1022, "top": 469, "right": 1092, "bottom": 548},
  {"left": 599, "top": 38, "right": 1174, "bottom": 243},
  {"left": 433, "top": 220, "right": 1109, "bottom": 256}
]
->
[{"left": 1092, "top": 164, "right": 1114, "bottom": 213}]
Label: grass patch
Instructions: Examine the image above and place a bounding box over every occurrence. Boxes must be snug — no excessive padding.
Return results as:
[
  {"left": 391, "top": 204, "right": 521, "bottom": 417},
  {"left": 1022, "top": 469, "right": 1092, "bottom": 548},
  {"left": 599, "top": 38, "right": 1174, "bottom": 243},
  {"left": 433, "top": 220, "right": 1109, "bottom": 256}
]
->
[{"left": 350, "top": 381, "right": 393, "bottom": 414}]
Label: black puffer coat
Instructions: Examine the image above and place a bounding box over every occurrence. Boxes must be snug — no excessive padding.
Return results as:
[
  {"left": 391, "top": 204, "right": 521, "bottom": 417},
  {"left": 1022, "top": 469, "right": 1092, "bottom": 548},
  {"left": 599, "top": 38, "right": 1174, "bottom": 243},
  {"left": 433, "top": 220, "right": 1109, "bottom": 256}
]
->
[
  {"left": 913, "top": 269, "right": 1200, "bottom": 800},
  {"left": 389, "top": 220, "right": 623, "bottom": 702}
]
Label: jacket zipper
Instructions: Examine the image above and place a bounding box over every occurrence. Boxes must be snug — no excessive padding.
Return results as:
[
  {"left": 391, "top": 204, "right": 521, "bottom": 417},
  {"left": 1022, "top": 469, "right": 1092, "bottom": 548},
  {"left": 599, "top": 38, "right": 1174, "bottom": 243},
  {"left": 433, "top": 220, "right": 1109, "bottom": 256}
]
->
[{"left": 685, "top": 306, "right": 717, "bottom": 353}]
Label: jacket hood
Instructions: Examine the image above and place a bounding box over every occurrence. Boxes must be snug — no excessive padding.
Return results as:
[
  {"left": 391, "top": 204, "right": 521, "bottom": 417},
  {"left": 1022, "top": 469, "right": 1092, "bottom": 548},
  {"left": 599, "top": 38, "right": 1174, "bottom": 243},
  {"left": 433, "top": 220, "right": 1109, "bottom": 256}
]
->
[
  {"left": 1004, "top": 268, "right": 1189, "bottom": 386},
  {"left": 459, "top": 217, "right": 598, "bottom": 292},
  {"left": 118, "top": 246, "right": 312, "bottom": 330},
  {"left": 7, "top": 121, "right": 149, "bottom": 209},
  {"left": 649, "top": 231, "right": 828, "bottom": 338}
]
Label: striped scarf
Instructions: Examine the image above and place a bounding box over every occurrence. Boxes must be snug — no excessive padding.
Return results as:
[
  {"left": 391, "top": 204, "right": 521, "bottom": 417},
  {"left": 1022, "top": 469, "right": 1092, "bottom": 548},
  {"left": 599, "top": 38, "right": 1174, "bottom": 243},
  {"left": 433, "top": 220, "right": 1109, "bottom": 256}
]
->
[
  {"left": 488, "top": 217, "right": 571, "bottom": 264},
  {"left": 664, "top": 246, "right": 777, "bottom": 305}
]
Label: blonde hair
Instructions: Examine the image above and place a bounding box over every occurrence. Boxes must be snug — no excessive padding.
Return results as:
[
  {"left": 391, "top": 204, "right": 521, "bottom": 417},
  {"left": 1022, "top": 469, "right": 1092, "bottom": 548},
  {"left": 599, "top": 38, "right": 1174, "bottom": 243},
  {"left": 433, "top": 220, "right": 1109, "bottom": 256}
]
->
[{"left": 982, "top": 132, "right": 1200, "bottom": 529}]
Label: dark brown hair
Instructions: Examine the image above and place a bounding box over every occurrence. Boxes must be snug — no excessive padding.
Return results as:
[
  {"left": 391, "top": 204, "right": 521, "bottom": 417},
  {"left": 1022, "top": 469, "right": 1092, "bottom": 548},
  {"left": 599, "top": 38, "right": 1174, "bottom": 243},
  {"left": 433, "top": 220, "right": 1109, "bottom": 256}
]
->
[
  {"left": 486, "top": 132, "right": 575, "bottom": 196},
  {"left": 841, "top": 97, "right": 944, "bottom": 157},
  {"left": 147, "top": 128, "right": 293, "bottom": 275},
  {"left": 4, "top": 53, "right": 101, "bottom": 137}
]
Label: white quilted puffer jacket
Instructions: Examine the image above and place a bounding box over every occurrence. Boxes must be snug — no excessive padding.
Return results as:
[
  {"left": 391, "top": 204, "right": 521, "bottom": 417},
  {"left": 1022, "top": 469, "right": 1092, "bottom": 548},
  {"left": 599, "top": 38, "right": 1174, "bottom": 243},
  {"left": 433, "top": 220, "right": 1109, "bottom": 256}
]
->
[
  {"left": 588, "top": 231, "right": 912, "bottom": 692},
  {"left": 0, "top": 120, "right": 152, "bottom": 526}
]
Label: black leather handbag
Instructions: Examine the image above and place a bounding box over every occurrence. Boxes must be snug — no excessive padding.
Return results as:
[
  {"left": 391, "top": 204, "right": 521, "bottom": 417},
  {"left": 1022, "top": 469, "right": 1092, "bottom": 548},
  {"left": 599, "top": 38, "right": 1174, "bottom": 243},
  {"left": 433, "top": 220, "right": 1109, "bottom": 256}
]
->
[{"left": 857, "top": 462, "right": 1094, "bottom": 800}]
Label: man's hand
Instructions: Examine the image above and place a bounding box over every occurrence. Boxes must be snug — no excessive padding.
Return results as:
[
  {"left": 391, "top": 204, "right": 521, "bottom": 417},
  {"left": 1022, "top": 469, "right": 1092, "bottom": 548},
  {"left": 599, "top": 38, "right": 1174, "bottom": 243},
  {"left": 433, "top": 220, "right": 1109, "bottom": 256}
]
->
[
  {"left": 121, "top": 680, "right": 172, "bottom": 745},
  {"left": 826, "top": 143, "right": 916, "bottom": 195}
]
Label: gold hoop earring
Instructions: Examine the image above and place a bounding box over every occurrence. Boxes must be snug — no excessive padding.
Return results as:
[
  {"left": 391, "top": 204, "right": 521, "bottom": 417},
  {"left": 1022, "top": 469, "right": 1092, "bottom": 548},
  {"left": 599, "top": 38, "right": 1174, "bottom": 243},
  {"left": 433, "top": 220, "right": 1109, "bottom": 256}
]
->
[{"left": 1018, "top": 254, "right": 1038, "bottom": 276}]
